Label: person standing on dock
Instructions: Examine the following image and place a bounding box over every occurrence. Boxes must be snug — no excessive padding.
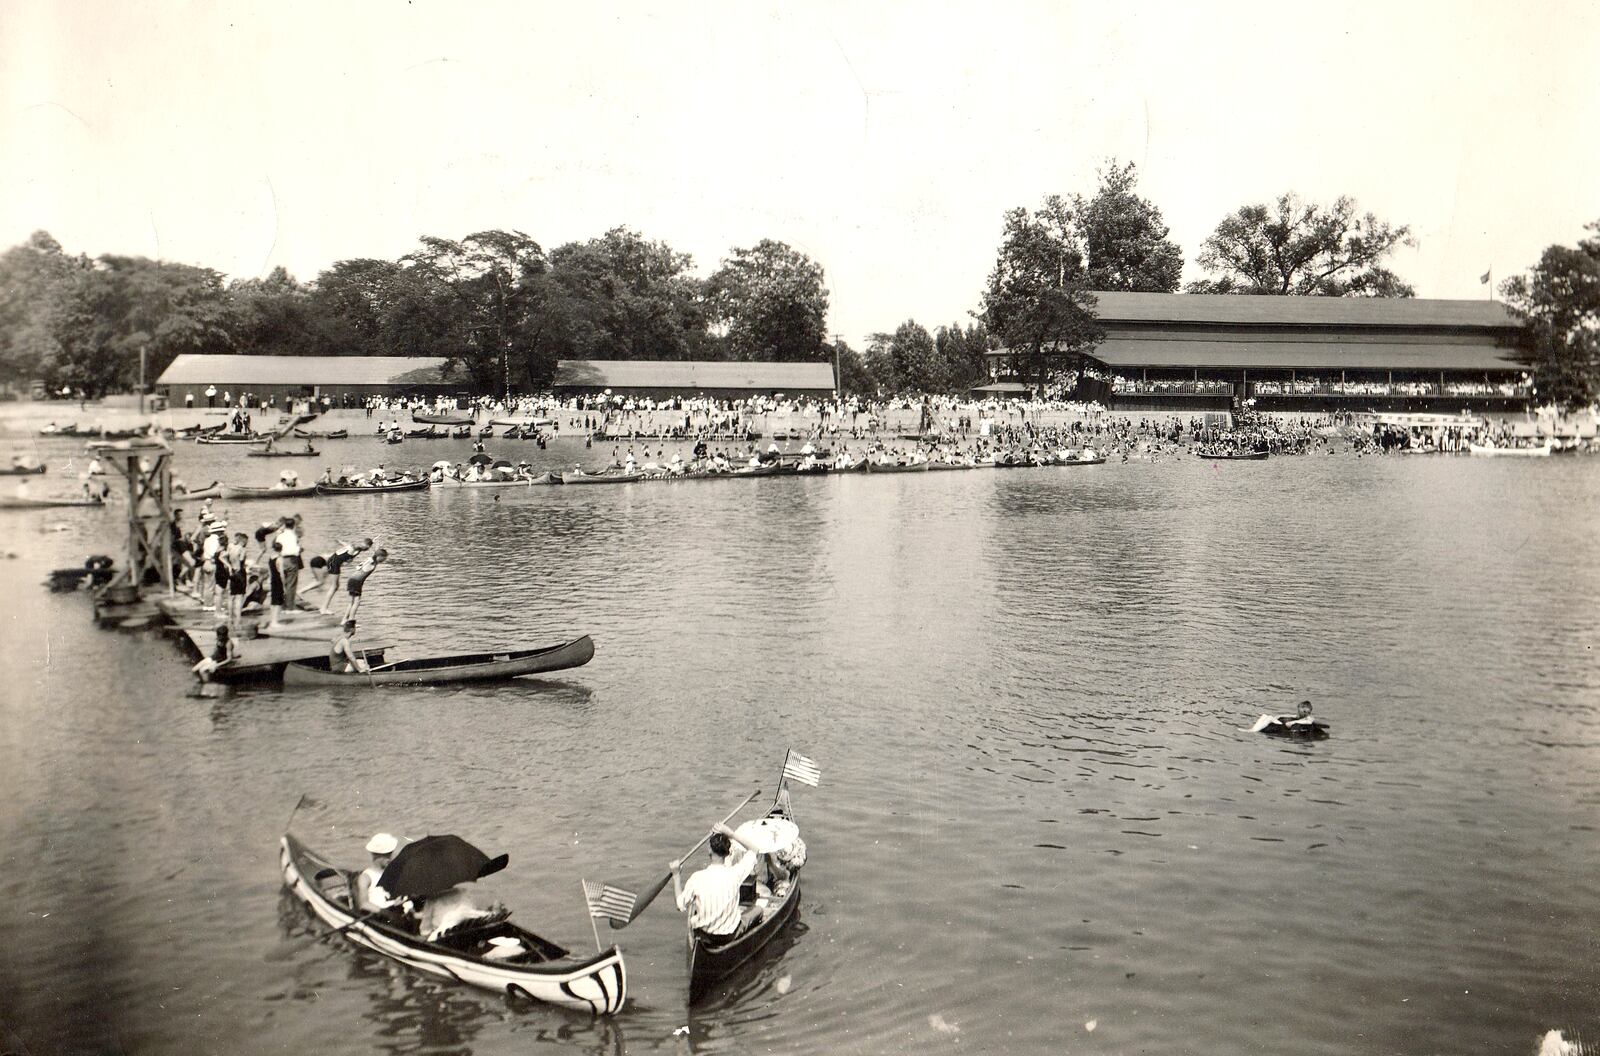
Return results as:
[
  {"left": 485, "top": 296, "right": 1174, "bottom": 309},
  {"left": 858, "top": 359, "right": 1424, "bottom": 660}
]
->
[{"left": 277, "top": 516, "right": 303, "bottom": 611}]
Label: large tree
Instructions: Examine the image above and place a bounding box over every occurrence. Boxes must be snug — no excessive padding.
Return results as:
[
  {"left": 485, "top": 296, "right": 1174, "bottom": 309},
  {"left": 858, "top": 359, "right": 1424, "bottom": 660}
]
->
[
  {"left": 47, "top": 255, "right": 236, "bottom": 395},
  {"left": 547, "top": 227, "right": 710, "bottom": 362},
  {"left": 228, "top": 266, "right": 331, "bottom": 357},
  {"left": 1502, "top": 220, "right": 1600, "bottom": 410},
  {"left": 1187, "top": 193, "right": 1415, "bottom": 296},
  {"left": 865, "top": 320, "right": 942, "bottom": 394},
  {"left": 979, "top": 199, "right": 1103, "bottom": 393},
  {"left": 933, "top": 321, "right": 990, "bottom": 393},
  {"left": 1071, "top": 161, "right": 1183, "bottom": 292},
  {"left": 0, "top": 231, "right": 79, "bottom": 384},
  {"left": 400, "top": 231, "right": 551, "bottom": 393},
  {"left": 706, "top": 240, "right": 830, "bottom": 362}
]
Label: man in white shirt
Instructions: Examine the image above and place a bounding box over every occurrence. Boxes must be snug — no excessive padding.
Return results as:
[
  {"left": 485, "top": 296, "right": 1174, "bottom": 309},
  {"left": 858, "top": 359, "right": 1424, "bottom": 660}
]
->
[
  {"left": 276, "top": 516, "right": 303, "bottom": 609},
  {"left": 670, "top": 822, "right": 760, "bottom": 941}
]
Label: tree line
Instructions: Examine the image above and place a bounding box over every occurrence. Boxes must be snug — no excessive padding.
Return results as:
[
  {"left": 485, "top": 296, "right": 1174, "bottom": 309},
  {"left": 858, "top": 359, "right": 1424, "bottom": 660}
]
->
[{"left": 2, "top": 160, "right": 1593, "bottom": 406}]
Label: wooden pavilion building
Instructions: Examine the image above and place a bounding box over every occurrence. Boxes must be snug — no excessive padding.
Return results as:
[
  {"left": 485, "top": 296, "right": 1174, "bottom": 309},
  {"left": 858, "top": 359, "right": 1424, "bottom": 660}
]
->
[{"left": 983, "top": 292, "right": 1533, "bottom": 414}]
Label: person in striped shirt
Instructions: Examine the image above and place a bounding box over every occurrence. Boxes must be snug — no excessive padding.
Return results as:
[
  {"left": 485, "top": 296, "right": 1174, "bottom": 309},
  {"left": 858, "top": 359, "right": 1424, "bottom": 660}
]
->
[{"left": 670, "top": 823, "right": 760, "bottom": 940}]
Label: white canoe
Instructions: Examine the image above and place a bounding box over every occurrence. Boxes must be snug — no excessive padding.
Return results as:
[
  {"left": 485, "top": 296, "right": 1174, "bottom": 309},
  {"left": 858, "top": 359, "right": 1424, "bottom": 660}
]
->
[
  {"left": 1467, "top": 442, "right": 1553, "bottom": 457},
  {"left": 280, "top": 834, "right": 626, "bottom": 1015}
]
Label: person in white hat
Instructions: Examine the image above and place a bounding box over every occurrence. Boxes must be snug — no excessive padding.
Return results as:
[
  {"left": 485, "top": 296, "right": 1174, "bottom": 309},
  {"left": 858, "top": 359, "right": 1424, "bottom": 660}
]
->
[{"left": 355, "top": 833, "right": 401, "bottom": 914}]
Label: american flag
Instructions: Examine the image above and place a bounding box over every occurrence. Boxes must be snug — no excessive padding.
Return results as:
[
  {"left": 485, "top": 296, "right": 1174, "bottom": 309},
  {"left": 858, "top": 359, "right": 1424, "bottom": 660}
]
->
[
  {"left": 782, "top": 750, "right": 821, "bottom": 787},
  {"left": 582, "top": 879, "right": 636, "bottom": 922}
]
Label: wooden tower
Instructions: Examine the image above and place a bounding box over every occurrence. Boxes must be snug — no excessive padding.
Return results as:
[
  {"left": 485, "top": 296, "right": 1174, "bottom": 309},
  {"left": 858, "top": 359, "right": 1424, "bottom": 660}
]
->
[{"left": 89, "top": 440, "right": 175, "bottom": 598}]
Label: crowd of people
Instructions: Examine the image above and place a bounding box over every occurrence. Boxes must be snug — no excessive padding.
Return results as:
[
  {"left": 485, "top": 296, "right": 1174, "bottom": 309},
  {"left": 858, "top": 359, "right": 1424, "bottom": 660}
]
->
[{"left": 177, "top": 503, "right": 389, "bottom": 681}]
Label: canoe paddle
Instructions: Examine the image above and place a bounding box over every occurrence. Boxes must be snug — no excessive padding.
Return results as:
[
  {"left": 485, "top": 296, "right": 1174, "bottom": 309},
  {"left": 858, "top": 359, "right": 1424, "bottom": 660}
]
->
[{"left": 608, "top": 788, "right": 761, "bottom": 929}]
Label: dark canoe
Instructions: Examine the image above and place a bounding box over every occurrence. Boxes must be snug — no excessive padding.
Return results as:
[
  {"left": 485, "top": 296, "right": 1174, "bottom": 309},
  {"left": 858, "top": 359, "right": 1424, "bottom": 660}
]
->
[
  {"left": 247, "top": 448, "right": 319, "bottom": 457},
  {"left": 280, "top": 834, "right": 626, "bottom": 1014},
  {"left": 314, "top": 479, "right": 430, "bottom": 495},
  {"left": 865, "top": 461, "right": 929, "bottom": 473},
  {"left": 687, "top": 799, "right": 803, "bottom": 1005},
  {"left": 557, "top": 471, "right": 644, "bottom": 485},
  {"left": 294, "top": 428, "right": 348, "bottom": 439},
  {"left": 283, "top": 635, "right": 594, "bottom": 686},
  {"left": 406, "top": 427, "right": 444, "bottom": 439},
  {"left": 413, "top": 412, "right": 475, "bottom": 426},
  {"left": 220, "top": 483, "right": 319, "bottom": 500},
  {"left": 198, "top": 434, "right": 268, "bottom": 445},
  {"left": 790, "top": 463, "right": 832, "bottom": 475},
  {"left": 729, "top": 463, "right": 783, "bottom": 477},
  {"left": 0, "top": 464, "right": 46, "bottom": 476},
  {"left": 1196, "top": 449, "right": 1268, "bottom": 460},
  {"left": 926, "top": 461, "right": 974, "bottom": 471},
  {"left": 1054, "top": 456, "right": 1107, "bottom": 466},
  {"left": 0, "top": 495, "right": 107, "bottom": 509}
]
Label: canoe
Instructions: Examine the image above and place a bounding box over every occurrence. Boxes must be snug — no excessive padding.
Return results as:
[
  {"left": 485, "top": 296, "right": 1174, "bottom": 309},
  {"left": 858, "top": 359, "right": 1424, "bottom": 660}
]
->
[
  {"left": 687, "top": 791, "right": 803, "bottom": 1005},
  {"left": 1053, "top": 456, "right": 1107, "bottom": 467},
  {"left": 490, "top": 418, "right": 552, "bottom": 428},
  {"left": 865, "top": 461, "right": 929, "bottom": 473},
  {"left": 172, "top": 482, "right": 222, "bottom": 502},
  {"left": 283, "top": 635, "right": 595, "bottom": 686},
  {"left": 729, "top": 464, "right": 783, "bottom": 477},
  {"left": 790, "top": 463, "right": 832, "bottom": 475},
  {"left": 557, "top": 471, "right": 644, "bottom": 485},
  {"left": 198, "top": 434, "right": 268, "bottom": 445},
  {"left": 406, "top": 427, "right": 444, "bottom": 439},
  {"left": 433, "top": 477, "right": 533, "bottom": 488},
  {"left": 0, "top": 464, "right": 46, "bottom": 476},
  {"left": 413, "top": 412, "right": 475, "bottom": 426},
  {"left": 220, "top": 483, "right": 319, "bottom": 500},
  {"left": 0, "top": 495, "right": 107, "bottom": 509},
  {"left": 279, "top": 834, "right": 625, "bottom": 1015},
  {"left": 294, "top": 428, "right": 348, "bottom": 440},
  {"left": 1195, "top": 449, "right": 1269, "bottom": 460},
  {"left": 247, "top": 448, "right": 320, "bottom": 457},
  {"left": 1467, "top": 442, "right": 1553, "bottom": 458},
  {"left": 315, "top": 479, "right": 430, "bottom": 495}
]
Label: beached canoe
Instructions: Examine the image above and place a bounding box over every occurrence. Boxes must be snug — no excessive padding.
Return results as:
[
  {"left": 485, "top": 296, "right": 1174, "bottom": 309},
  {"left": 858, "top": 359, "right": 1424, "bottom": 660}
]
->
[
  {"left": 279, "top": 833, "right": 626, "bottom": 1015},
  {"left": 0, "top": 464, "right": 46, "bottom": 476},
  {"left": 294, "top": 428, "right": 348, "bottom": 440},
  {"left": 557, "top": 471, "right": 644, "bottom": 485},
  {"left": 1053, "top": 456, "right": 1108, "bottom": 467},
  {"left": 687, "top": 792, "right": 804, "bottom": 1005},
  {"left": 405, "top": 427, "right": 444, "bottom": 439},
  {"left": 221, "top": 483, "right": 319, "bottom": 500},
  {"left": 283, "top": 635, "right": 595, "bottom": 686},
  {"left": 0, "top": 495, "right": 107, "bottom": 509},
  {"left": 413, "top": 412, "right": 475, "bottom": 426},
  {"left": 315, "top": 479, "right": 430, "bottom": 495},
  {"left": 247, "top": 448, "right": 320, "bottom": 458},
  {"left": 865, "top": 461, "right": 930, "bottom": 473}
]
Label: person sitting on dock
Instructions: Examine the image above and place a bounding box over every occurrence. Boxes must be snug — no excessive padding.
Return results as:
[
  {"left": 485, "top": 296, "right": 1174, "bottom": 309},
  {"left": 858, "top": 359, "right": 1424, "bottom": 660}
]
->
[
  {"left": 190, "top": 624, "right": 237, "bottom": 683},
  {"left": 355, "top": 832, "right": 402, "bottom": 914},
  {"left": 330, "top": 619, "right": 368, "bottom": 674},
  {"left": 670, "top": 822, "right": 762, "bottom": 941}
]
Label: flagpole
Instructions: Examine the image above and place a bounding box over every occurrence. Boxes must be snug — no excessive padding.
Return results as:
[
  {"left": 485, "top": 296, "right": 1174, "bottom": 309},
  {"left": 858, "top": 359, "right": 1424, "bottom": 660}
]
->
[{"left": 584, "top": 883, "right": 603, "bottom": 953}]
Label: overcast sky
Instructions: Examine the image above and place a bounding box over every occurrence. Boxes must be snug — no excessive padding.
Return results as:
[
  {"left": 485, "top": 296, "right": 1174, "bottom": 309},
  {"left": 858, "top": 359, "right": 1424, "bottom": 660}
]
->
[{"left": 3, "top": 0, "right": 1597, "bottom": 345}]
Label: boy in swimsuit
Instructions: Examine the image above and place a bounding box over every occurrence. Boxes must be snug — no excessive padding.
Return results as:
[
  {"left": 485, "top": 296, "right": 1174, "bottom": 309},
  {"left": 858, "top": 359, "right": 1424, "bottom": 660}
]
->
[
  {"left": 343, "top": 549, "right": 388, "bottom": 623},
  {"left": 191, "top": 625, "right": 237, "bottom": 682}
]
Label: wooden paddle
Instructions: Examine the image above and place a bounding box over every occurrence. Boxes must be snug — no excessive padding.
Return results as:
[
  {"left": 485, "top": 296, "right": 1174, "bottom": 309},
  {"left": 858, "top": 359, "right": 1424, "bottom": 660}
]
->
[{"left": 608, "top": 788, "right": 761, "bottom": 929}]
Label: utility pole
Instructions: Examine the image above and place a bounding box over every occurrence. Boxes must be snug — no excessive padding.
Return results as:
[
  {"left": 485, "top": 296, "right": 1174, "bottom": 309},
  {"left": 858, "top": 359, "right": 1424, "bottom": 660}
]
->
[{"left": 138, "top": 345, "right": 147, "bottom": 415}]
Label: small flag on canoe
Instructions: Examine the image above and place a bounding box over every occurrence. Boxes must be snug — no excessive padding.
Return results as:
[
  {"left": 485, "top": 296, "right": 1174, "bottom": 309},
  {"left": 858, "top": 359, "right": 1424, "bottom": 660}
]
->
[
  {"left": 582, "top": 879, "right": 636, "bottom": 922},
  {"left": 782, "top": 750, "right": 821, "bottom": 787}
]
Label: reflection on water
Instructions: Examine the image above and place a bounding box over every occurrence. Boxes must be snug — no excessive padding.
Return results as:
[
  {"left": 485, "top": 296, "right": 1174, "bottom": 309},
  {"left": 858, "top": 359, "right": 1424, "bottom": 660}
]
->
[{"left": 2, "top": 438, "right": 1599, "bottom": 1055}]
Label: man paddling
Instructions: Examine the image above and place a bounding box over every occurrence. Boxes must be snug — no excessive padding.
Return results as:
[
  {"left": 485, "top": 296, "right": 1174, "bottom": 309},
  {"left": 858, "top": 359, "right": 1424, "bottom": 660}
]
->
[{"left": 670, "top": 822, "right": 762, "bottom": 941}]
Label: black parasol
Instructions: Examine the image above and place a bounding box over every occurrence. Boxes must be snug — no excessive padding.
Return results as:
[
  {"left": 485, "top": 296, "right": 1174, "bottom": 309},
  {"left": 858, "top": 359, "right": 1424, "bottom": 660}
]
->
[
  {"left": 467, "top": 453, "right": 494, "bottom": 466},
  {"left": 376, "top": 834, "right": 509, "bottom": 900}
]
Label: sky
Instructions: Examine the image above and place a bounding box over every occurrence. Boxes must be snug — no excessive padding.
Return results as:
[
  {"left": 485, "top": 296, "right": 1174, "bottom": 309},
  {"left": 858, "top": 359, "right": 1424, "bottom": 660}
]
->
[{"left": 3, "top": 0, "right": 1597, "bottom": 346}]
